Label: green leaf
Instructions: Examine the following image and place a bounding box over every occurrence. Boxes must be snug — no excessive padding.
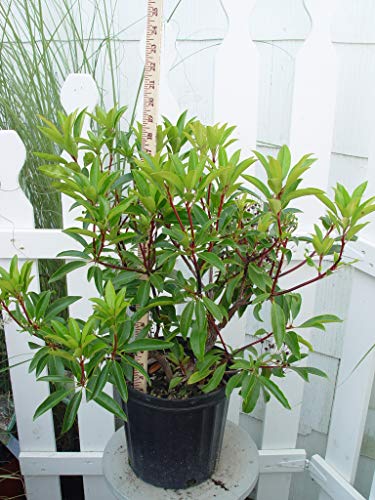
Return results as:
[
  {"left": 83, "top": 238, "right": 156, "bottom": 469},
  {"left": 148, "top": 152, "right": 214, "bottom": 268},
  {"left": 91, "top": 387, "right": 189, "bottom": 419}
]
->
[
  {"left": 49, "top": 261, "right": 87, "bottom": 283},
  {"left": 283, "top": 188, "right": 324, "bottom": 205},
  {"left": 90, "top": 363, "right": 110, "bottom": 401},
  {"left": 169, "top": 376, "right": 183, "bottom": 390},
  {"left": 199, "top": 252, "right": 225, "bottom": 273},
  {"left": 45, "top": 296, "right": 81, "bottom": 320},
  {"left": 285, "top": 332, "right": 301, "bottom": 358},
  {"left": 135, "top": 280, "right": 150, "bottom": 307},
  {"left": 37, "top": 375, "right": 74, "bottom": 384},
  {"left": 33, "top": 388, "right": 73, "bottom": 420},
  {"left": 57, "top": 250, "right": 90, "bottom": 259},
  {"left": 104, "top": 281, "right": 116, "bottom": 308},
  {"left": 202, "top": 363, "right": 227, "bottom": 393},
  {"left": 315, "top": 193, "right": 338, "bottom": 215},
  {"left": 290, "top": 366, "right": 328, "bottom": 382},
  {"left": 35, "top": 292, "right": 51, "bottom": 320},
  {"left": 94, "top": 391, "right": 127, "bottom": 421},
  {"left": 297, "top": 334, "right": 314, "bottom": 352},
  {"left": 225, "top": 372, "right": 244, "bottom": 398},
  {"left": 111, "top": 362, "right": 128, "bottom": 402},
  {"left": 241, "top": 373, "right": 259, "bottom": 413},
  {"left": 122, "top": 355, "right": 150, "bottom": 384},
  {"left": 188, "top": 369, "right": 211, "bottom": 384},
  {"left": 62, "top": 391, "right": 82, "bottom": 433},
  {"left": 298, "top": 314, "right": 342, "bottom": 330},
  {"left": 277, "top": 145, "right": 291, "bottom": 179},
  {"left": 123, "top": 339, "right": 174, "bottom": 353},
  {"left": 259, "top": 376, "right": 291, "bottom": 409},
  {"left": 242, "top": 174, "right": 272, "bottom": 198},
  {"left": 180, "top": 301, "right": 194, "bottom": 337},
  {"left": 202, "top": 296, "right": 224, "bottom": 321},
  {"left": 271, "top": 301, "right": 286, "bottom": 349},
  {"left": 190, "top": 324, "right": 207, "bottom": 362}
]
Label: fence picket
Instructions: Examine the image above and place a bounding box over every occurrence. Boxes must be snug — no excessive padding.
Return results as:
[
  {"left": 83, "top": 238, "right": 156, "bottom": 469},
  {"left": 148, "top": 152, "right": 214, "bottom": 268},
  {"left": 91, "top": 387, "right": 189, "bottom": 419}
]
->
[
  {"left": 0, "top": 131, "right": 61, "bottom": 499},
  {"left": 318, "top": 270, "right": 375, "bottom": 500},
  {"left": 213, "top": 0, "right": 259, "bottom": 423},
  {"left": 289, "top": 0, "right": 338, "bottom": 231},
  {"left": 60, "top": 74, "right": 116, "bottom": 500},
  {"left": 159, "top": 20, "right": 180, "bottom": 121},
  {"left": 214, "top": 0, "right": 258, "bottom": 156},
  {"left": 257, "top": 2, "right": 338, "bottom": 497}
]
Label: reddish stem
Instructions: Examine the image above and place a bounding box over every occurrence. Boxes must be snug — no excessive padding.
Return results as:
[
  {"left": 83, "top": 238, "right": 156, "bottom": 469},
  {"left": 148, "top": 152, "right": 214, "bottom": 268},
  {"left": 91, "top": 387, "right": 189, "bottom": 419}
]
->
[
  {"left": 166, "top": 185, "right": 185, "bottom": 233},
  {"left": 95, "top": 259, "right": 148, "bottom": 274},
  {"left": 270, "top": 239, "right": 288, "bottom": 297},
  {"left": 207, "top": 315, "right": 230, "bottom": 355},
  {"left": 0, "top": 301, "right": 24, "bottom": 329},
  {"left": 233, "top": 332, "right": 274, "bottom": 355},
  {"left": 273, "top": 238, "right": 345, "bottom": 297}
]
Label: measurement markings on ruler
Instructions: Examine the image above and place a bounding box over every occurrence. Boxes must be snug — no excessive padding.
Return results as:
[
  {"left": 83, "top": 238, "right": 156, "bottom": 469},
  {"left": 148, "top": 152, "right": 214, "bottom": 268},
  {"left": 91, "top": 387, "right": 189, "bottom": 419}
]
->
[{"left": 133, "top": 0, "right": 163, "bottom": 392}]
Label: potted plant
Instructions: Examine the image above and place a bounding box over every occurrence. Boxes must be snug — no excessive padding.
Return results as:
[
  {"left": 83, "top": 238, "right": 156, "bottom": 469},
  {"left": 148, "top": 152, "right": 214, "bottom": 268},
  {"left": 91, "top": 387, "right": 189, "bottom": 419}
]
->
[{"left": 0, "top": 108, "right": 373, "bottom": 489}]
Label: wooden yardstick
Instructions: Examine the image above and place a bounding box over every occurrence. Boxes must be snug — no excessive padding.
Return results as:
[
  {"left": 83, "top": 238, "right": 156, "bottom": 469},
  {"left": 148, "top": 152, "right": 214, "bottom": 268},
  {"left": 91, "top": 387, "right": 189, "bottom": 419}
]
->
[{"left": 133, "top": 0, "right": 164, "bottom": 392}]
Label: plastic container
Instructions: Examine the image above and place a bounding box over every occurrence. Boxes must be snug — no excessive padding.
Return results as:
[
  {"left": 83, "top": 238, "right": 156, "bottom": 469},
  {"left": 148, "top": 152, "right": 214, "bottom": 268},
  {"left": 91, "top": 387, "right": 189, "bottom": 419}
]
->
[{"left": 122, "top": 384, "right": 229, "bottom": 489}]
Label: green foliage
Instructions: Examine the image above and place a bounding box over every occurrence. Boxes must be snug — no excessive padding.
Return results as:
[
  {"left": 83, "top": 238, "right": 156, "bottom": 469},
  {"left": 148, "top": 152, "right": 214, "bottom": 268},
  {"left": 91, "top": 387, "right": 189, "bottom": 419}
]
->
[{"left": 1, "top": 108, "right": 373, "bottom": 430}]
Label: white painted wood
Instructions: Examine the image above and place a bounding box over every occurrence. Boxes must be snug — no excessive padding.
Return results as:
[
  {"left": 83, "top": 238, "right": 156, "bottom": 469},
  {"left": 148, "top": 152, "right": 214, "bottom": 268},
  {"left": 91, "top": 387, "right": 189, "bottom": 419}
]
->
[
  {"left": 311, "top": 455, "right": 366, "bottom": 500},
  {"left": 332, "top": 0, "right": 375, "bottom": 44},
  {"left": 20, "top": 451, "right": 103, "bottom": 476},
  {"left": 257, "top": 265, "right": 317, "bottom": 500},
  {"left": 214, "top": 0, "right": 259, "bottom": 425},
  {"left": 214, "top": 0, "right": 259, "bottom": 156},
  {"left": 256, "top": 40, "right": 302, "bottom": 149},
  {"left": 103, "top": 422, "right": 259, "bottom": 499},
  {"left": 332, "top": 44, "right": 375, "bottom": 158},
  {"left": 309, "top": 269, "right": 353, "bottom": 359},
  {"left": 362, "top": 83, "right": 375, "bottom": 244},
  {"left": 298, "top": 352, "right": 339, "bottom": 436},
  {"left": 164, "top": 0, "right": 226, "bottom": 41},
  {"left": 318, "top": 270, "right": 375, "bottom": 499},
  {"left": 0, "top": 229, "right": 81, "bottom": 259},
  {"left": 60, "top": 73, "right": 100, "bottom": 226},
  {"left": 289, "top": 0, "right": 338, "bottom": 231},
  {"left": 259, "top": 449, "right": 306, "bottom": 474},
  {"left": 169, "top": 39, "right": 219, "bottom": 123},
  {"left": 19, "top": 447, "right": 305, "bottom": 477},
  {"left": 0, "top": 131, "right": 61, "bottom": 499},
  {"left": 159, "top": 20, "right": 180, "bottom": 121},
  {"left": 250, "top": 0, "right": 310, "bottom": 41},
  {"left": 60, "top": 74, "right": 116, "bottom": 500}
]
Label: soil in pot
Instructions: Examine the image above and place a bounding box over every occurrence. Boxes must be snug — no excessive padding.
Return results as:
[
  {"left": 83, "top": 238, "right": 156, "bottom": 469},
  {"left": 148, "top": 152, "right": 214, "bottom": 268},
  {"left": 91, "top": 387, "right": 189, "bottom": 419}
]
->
[{"left": 122, "top": 382, "right": 229, "bottom": 489}]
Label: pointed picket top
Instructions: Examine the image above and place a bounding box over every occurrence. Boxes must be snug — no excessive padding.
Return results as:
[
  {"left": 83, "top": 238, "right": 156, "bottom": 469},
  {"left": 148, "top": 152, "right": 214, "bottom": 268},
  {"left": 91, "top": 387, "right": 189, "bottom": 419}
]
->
[
  {"left": 289, "top": 0, "right": 338, "bottom": 231},
  {"left": 305, "top": 0, "right": 338, "bottom": 37},
  {"left": 214, "top": 0, "right": 259, "bottom": 155},
  {"left": 159, "top": 20, "right": 180, "bottom": 122},
  {"left": 0, "top": 131, "right": 33, "bottom": 229},
  {"left": 60, "top": 73, "right": 99, "bottom": 115}
]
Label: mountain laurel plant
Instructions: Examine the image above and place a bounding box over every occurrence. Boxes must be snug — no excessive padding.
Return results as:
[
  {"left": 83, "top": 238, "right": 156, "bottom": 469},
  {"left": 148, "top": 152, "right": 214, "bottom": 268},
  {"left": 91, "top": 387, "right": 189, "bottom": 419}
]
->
[{"left": 0, "top": 107, "right": 374, "bottom": 431}]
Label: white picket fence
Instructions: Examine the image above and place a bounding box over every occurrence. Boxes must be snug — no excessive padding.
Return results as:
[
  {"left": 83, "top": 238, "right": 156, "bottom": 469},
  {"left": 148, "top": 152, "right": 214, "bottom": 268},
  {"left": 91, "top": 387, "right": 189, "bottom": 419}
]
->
[{"left": 1, "top": 2, "right": 375, "bottom": 499}]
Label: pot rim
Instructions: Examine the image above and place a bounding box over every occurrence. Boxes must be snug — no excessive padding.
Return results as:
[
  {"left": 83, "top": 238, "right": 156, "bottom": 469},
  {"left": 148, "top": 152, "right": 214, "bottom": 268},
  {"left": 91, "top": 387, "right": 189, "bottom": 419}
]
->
[{"left": 126, "top": 382, "right": 227, "bottom": 411}]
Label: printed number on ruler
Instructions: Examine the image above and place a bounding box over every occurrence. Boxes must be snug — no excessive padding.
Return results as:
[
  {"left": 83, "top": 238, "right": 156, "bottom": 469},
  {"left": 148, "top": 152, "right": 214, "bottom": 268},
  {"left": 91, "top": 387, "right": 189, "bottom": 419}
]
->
[
  {"left": 134, "top": 0, "right": 163, "bottom": 392},
  {"left": 142, "top": 0, "right": 163, "bottom": 156}
]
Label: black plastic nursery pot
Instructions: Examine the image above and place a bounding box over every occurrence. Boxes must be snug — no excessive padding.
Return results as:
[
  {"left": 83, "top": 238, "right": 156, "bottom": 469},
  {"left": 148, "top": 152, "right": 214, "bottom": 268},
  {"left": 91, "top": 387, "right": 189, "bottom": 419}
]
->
[{"left": 122, "top": 384, "right": 229, "bottom": 489}]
